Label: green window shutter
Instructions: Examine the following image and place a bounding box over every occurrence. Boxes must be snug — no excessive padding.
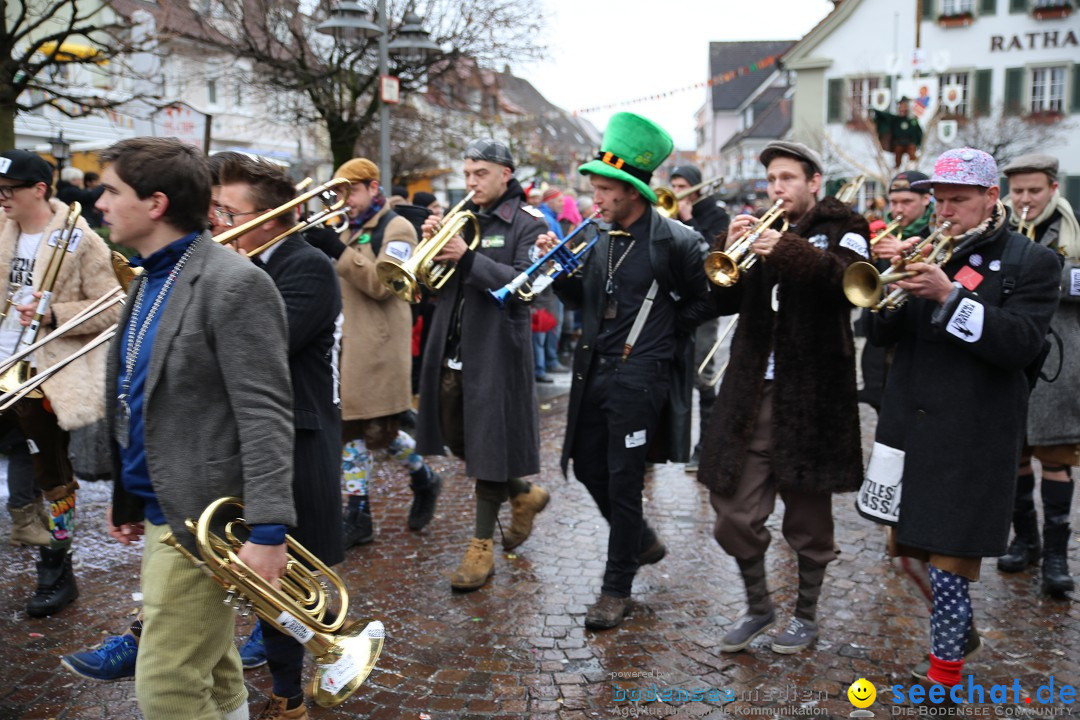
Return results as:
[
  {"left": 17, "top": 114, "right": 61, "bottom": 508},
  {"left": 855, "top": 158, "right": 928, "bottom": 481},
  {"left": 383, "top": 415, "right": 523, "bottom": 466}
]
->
[
  {"left": 827, "top": 78, "right": 844, "bottom": 123},
  {"left": 884, "top": 76, "right": 893, "bottom": 91},
  {"left": 980, "top": 0, "right": 996, "bottom": 13},
  {"left": 1072, "top": 64, "right": 1080, "bottom": 114},
  {"left": 922, "top": 0, "right": 935, "bottom": 18},
  {"left": 1000, "top": 176, "right": 1010, "bottom": 197},
  {"left": 1008, "top": 0, "right": 1026, "bottom": 12},
  {"left": 1004, "top": 67, "right": 1024, "bottom": 116},
  {"left": 973, "top": 68, "right": 992, "bottom": 116},
  {"left": 1065, "top": 176, "right": 1080, "bottom": 211}
]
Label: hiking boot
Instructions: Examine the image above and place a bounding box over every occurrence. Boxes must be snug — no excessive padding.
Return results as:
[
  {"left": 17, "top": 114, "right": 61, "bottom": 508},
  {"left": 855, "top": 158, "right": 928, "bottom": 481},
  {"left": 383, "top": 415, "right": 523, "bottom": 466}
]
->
[
  {"left": 254, "top": 693, "right": 309, "bottom": 720},
  {"left": 60, "top": 634, "right": 137, "bottom": 681},
  {"left": 451, "top": 538, "right": 494, "bottom": 592},
  {"left": 638, "top": 538, "right": 667, "bottom": 566},
  {"left": 585, "top": 593, "right": 630, "bottom": 630},
  {"left": 997, "top": 510, "right": 1041, "bottom": 572},
  {"left": 8, "top": 504, "right": 51, "bottom": 547},
  {"left": 27, "top": 547, "right": 78, "bottom": 618},
  {"left": 239, "top": 621, "right": 267, "bottom": 669},
  {"left": 408, "top": 471, "right": 441, "bottom": 531},
  {"left": 1041, "top": 524, "right": 1076, "bottom": 597},
  {"left": 770, "top": 616, "right": 819, "bottom": 654},
  {"left": 911, "top": 627, "right": 982, "bottom": 681},
  {"left": 719, "top": 609, "right": 776, "bottom": 652},
  {"left": 502, "top": 484, "right": 550, "bottom": 550},
  {"left": 343, "top": 506, "right": 373, "bottom": 549}
]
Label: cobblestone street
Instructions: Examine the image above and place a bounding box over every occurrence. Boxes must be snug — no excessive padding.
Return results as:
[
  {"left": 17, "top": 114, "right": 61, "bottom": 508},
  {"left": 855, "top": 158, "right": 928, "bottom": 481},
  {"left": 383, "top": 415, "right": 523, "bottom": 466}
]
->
[{"left": 1, "top": 386, "right": 1076, "bottom": 720}]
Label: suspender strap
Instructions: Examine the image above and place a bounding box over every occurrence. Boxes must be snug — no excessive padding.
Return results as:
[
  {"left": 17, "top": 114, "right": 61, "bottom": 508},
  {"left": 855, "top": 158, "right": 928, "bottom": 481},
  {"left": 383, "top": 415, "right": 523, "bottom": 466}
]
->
[{"left": 622, "top": 280, "right": 659, "bottom": 360}]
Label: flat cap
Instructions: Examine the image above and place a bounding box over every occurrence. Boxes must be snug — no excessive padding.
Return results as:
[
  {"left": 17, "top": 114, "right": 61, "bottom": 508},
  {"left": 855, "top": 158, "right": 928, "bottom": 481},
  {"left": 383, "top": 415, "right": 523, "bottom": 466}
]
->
[
  {"left": 759, "top": 141, "right": 823, "bottom": 176},
  {"left": 1001, "top": 153, "right": 1058, "bottom": 180},
  {"left": 334, "top": 157, "right": 379, "bottom": 184},
  {"left": 464, "top": 138, "right": 514, "bottom": 170}
]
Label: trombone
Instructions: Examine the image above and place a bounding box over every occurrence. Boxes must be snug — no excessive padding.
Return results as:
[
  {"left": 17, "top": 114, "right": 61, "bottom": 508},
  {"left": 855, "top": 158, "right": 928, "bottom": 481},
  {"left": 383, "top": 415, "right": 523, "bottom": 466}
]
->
[
  {"left": 704, "top": 198, "right": 787, "bottom": 287},
  {"left": 843, "top": 221, "right": 953, "bottom": 311},
  {"left": 834, "top": 175, "right": 866, "bottom": 206},
  {"left": 488, "top": 211, "right": 601, "bottom": 307},
  {"left": 162, "top": 497, "right": 384, "bottom": 707},
  {"left": 697, "top": 315, "right": 738, "bottom": 388},
  {"left": 655, "top": 176, "right": 724, "bottom": 219},
  {"left": 216, "top": 178, "right": 352, "bottom": 257},
  {"left": 376, "top": 191, "right": 480, "bottom": 304},
  {"left": 1015, "top": 205, "right": 1034, "bottom": 240}
]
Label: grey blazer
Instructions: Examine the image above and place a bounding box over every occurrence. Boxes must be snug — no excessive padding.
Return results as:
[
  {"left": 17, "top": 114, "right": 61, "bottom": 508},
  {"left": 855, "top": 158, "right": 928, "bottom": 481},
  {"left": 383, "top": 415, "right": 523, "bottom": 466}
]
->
[{"left": 109, "top": 233, "right": 296, "bottom": 552}]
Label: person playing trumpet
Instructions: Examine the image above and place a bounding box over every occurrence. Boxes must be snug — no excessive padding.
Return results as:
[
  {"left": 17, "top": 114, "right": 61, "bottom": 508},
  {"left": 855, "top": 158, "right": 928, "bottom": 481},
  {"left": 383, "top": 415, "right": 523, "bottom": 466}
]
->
[
  {"left": 998, "top": 153, "right": 1080, "bottom": 596},
  {"left": 415, "top": 139, "right": 549, "bottom": 592},
  {"left": 698, "top": 141, "right": 869, "bottom": 654},
  {"left": 0, "top": 149, "right": 121, "bottom": 617},
  {"left": 865, "top": 148, "right": 1061, "bottom": 689}
]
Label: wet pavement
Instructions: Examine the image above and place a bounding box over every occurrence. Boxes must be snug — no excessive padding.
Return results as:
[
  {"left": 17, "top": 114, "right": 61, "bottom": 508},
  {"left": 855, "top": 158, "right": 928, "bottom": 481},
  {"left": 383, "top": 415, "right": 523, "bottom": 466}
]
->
[{"left": 0, "top": 369, "right": 1077, "bottom": 720}]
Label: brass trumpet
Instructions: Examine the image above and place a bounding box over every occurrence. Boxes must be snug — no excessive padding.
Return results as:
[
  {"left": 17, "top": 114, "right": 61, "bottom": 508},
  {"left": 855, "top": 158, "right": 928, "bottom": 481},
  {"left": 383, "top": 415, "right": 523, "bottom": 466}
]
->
[
  {"left": 843, "top": 221, "right": 953, "bottom": 311},
  {"left": 870, "top": 215, "right": 904, "bottom": 247},
  {"left": 376, "top": 191, "right": 480, "bottom": 304},
  {"left": 704, "top": 198, "right": 787, "bottom": 287},
  {"left": 161, "top": 497, "right": 384, "bottom": 708},
  {"left": 655, "top": 175, "right": 724, "bottom": 219},
  {"left": 1015, "top": 205, "right": 1034, "bottom": 240}
]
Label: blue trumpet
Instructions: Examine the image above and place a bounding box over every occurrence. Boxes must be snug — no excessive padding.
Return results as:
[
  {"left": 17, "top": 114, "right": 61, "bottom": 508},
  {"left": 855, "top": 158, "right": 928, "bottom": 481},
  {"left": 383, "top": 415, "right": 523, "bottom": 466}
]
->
[{"left": 488, "top": 211, "right": 602, "bottom": 308}]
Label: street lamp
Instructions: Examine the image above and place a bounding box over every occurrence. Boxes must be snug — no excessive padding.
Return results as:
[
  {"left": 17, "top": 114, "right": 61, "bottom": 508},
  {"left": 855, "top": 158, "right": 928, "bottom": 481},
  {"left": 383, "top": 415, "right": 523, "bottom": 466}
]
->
[
  {"left": 317, "top": 3, "right": 442, "bottom": 187},
  {"left": 49, "top": 131, "right": 71, "bottom": 173}
]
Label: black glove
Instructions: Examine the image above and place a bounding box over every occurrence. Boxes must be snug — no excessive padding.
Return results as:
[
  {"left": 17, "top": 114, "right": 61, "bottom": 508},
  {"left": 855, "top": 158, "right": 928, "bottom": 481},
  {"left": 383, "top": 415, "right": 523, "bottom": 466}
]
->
[{"left": 304, "top": 226, "right": 345, "bottom": 260}]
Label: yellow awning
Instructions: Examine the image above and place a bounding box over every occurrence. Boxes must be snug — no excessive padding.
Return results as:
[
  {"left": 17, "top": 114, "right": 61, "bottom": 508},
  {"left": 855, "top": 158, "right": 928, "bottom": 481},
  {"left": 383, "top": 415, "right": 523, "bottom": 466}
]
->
[{"left": 37, "top": 41, "right": 108, "bottom": 64}]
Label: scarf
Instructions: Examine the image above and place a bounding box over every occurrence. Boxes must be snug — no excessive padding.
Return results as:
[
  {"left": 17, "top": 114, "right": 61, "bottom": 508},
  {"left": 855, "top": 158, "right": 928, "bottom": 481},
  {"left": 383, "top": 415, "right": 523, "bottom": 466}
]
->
[
  {"left": 949, "top": 200, "right": 1007, "bottom": 256},
  {"left": 349, "top": 193, "right": 386, "bottom": 230},
  {"left": 1006, "top": 193, "right": 1080, "bottom": 259}
]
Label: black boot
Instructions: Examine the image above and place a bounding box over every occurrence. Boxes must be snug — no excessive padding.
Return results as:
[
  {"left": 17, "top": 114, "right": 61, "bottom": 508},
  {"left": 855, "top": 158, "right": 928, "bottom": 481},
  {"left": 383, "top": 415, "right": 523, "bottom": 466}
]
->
[
  {"left": 343, "top": 506, "right": 373, "bottom": 549},
  {"left": 27, "top": 547, "right": 78, "bottom": 618},
  {"left": 1042, "top": 523, "right": 1075, "bottom": 597},
  {"left": 408, "top": 470, "right": 442, "bottom": 531},
  {"left": 998, "top": 476, "right": 1040, "bottom": 572}
]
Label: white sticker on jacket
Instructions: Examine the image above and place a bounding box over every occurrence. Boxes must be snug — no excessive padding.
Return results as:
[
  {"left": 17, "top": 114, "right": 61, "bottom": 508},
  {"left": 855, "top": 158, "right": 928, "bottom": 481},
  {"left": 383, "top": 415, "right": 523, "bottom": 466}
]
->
[
  {"left": 625, "top": 429, "right": 647, "bottom": 448},
  {"left": 1071, "top": 268, "right": 1080, "bottom": 296},
  {"left": 808, "top": 233, "right": 829, "bottom": 250},
  {"left": 48, "top": 228, "right": 83, "bottom": 252},
  {"left": 839, "top": 232, "right": 869, "bottom": 258},
  {"left": 946, "top": 298, "right": 984, "bottom": 343},
  {"left": 384, "top": 240, "right": 411, "bottom": 262}
]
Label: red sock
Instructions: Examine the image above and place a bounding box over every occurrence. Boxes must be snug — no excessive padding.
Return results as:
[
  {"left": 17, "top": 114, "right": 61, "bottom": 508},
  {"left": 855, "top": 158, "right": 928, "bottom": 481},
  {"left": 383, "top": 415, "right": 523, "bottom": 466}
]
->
[{"left": 926, "top": 654, "right": 963, "bottom": 687}]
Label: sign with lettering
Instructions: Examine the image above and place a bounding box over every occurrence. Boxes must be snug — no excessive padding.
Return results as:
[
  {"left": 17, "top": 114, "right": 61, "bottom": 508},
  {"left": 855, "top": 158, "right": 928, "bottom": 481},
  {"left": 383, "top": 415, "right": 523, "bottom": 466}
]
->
[{"left": 990, "top": 30, "right": 1079, "bottom": 52}]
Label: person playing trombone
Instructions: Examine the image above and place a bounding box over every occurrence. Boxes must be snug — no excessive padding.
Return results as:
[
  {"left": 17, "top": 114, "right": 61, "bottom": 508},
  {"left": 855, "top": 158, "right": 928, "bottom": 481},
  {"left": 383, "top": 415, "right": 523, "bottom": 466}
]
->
[
  {"left": 669, "top": 164, "right": 729, "bottom": 472},
  {"left": 697, "top": 141, "right": 869, "bottom": 654},
  {"left": 0, "top": 149, "right": 121, "bottom": 617},
  {"left": 536, "top": 113, "right": 712, "bottom": 629}
]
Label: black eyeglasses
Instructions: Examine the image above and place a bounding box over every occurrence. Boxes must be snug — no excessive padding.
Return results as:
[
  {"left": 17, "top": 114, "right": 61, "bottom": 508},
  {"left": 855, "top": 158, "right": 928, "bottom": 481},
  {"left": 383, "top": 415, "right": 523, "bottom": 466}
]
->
[
  {"left": 0, "top": 183, "right": 35, "bottom": 200},
  {"left": 214, "top": 207, "right": 268, "bottom": 227}
]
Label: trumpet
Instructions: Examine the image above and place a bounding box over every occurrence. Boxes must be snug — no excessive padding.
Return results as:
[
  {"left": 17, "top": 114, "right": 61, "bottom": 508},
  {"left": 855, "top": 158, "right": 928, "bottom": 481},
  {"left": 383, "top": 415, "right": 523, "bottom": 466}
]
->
[
  {"left": 870, "top": 215, "right": 904, "bottom": 247},
  {"left": 376, "top": 191, "right": 480, "bottom": 304},
  {"left": 161, "top": 497, "right": 384, "bottom": 708},
  {"left": 1015, "top": 205, "right": 1034, "bottom": 240},
  {"left": 655, "top": 175, "right": 724, "bottom": 219},
  {"left": 843, "top": 221, "right": 953, "bottom": 311},
  {"left": 697, "top": 315, "right": 738, "bottom": 388},
  {"left": 704, "top": 198, "right": 787, "bottom": 287},
  {"left": 488, "top": 211, "right": 601, "bottom": 307}
]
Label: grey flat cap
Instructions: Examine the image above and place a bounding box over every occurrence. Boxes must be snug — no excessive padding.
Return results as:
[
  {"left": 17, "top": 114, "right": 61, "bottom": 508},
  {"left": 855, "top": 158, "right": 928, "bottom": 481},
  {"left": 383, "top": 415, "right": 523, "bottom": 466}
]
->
[
  {"left": 465, "top": 138, "right": 514, "bottom": 170},
  {"left": 760, "top": 141, "right": 824, "bottom": 176},
  {"left": 1001, "top": 153, "right": 1058, "bottom": 180}
]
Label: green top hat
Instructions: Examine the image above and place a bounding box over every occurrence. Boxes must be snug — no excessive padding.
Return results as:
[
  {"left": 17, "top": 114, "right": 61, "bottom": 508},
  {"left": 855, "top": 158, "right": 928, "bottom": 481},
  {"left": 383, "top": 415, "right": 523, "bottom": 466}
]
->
[{"left": 578, "top": 112, "right": 673, "bottom": 204}]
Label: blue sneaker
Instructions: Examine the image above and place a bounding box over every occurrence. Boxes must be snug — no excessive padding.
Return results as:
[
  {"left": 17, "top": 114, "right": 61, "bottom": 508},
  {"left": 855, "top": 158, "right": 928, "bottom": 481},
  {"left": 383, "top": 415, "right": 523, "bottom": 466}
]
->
[
  {"left": 239, "top": 620, "right": 266, "bottom": 669},
  {"left": 60, "top": 634, "right": 137, "bottom": 681}
]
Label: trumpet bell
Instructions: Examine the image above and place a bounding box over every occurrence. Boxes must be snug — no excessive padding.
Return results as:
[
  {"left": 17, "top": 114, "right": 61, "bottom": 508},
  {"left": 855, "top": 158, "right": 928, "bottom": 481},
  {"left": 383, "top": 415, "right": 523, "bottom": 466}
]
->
[
  {"left": 311, "top": 619, "right": 385, "bottom": 707},
  {"left": 376, "top": 259, "right": 422, "bottom": 304},
  {"left": 705, "top": 251, "right": 739, "bottom": 287},
  {"left": 843, "top": 261, "right": 886, "bottom": 308}
]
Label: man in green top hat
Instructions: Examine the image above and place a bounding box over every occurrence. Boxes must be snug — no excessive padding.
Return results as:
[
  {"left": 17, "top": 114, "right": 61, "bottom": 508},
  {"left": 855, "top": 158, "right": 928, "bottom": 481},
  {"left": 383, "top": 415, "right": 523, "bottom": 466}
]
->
[{"left": 537, "top": 111, "right": 712, "bottom": 629}]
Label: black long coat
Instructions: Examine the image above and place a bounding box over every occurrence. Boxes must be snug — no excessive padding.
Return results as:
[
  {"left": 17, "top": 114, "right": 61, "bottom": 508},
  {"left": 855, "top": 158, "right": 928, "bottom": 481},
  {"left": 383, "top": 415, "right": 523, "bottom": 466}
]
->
[
  {"left": 263, "top": 235, "right": 345, "bottom": 566},
  {"left": 554, "top": 209, "right": 712, "bottom": 471},
  {"left": 868, "top": 220, "right": 1061, "bottom": 558},
  {"left": 698, "top": 197, "right": 869, "bottom": 497},
  {"left": 415, "top": 181, "right": 547, "bottom": 480}
]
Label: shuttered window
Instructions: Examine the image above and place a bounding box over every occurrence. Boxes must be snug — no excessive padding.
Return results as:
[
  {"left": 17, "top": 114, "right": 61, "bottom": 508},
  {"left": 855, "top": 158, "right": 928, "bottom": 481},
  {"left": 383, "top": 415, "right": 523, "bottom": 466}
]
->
[
  {"left": 1071, "top": 64, "right": 1080, "bottom": 114},
  {"left": 981, "top": 0, "right": 997, "bottom": 13},
  {"left": 973, "top": 69, "right": 992, "bottom": 116},
  {"left": 1008, "top": 0, "right": 1026, "bottom": 12},
  {"left": 1004, "top": 67, "right": 1024, "bottom": 115},
  {"left": 827, "top": 78, "right": 844, "bottom": 123}
]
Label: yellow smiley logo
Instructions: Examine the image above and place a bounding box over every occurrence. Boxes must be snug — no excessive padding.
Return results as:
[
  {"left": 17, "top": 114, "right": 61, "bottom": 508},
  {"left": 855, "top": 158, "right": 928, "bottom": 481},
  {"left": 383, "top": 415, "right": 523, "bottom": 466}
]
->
[{"left": 848, "top": 678, "right": 876, "bottom": 708}]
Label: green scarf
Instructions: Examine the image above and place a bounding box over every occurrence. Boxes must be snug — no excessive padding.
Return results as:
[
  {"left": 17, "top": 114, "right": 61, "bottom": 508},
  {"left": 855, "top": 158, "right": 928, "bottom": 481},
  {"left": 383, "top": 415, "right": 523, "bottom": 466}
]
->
[{"left": 886, "top": 204, "right": 934, "bottom": 238}]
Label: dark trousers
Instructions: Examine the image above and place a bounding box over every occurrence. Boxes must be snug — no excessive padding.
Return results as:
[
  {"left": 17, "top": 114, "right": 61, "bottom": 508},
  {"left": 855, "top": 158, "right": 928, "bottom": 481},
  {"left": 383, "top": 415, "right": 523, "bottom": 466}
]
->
[
  {"left": 262, "top": 622, "right": 305, "bottom": 699},
  {"left": 0, "top": 397, "right": 74, "bottom": 499},
  {"left": 571, "top": 356, "right": 670, "bottom": 598}
]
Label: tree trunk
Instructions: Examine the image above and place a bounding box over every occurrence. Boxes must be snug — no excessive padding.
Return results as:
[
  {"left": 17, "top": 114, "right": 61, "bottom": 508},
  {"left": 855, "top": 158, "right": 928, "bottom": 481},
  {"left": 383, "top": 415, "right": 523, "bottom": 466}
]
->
[
  {"left": 0, "top": 104, "right": 16, "bottom": 151},
  {"left": 328, "top": 118, "right": 362, "bottom": 172}
]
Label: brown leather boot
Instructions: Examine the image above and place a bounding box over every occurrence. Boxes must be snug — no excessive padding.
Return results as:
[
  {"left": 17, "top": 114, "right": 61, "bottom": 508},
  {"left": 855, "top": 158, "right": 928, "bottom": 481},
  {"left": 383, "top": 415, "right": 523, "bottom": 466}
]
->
[
  {"left": 502, "top": 484, "right": 550, "bottom": 550},
  {"left": 254, "top": 694, "right": 308, "bottom": 720},
  {"left": 8, "top": 504, "right": 51, "bottom": 547},
  {"left": 451, "top": 538, "right": 495, "bottom": 591}
]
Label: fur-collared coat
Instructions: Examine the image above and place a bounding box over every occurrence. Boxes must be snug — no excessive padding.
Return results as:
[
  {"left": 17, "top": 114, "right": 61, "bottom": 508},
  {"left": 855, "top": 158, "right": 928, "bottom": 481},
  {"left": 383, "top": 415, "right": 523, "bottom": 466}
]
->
[
  {"left": 0, "top": 198, "right": 120, "bottom": 430},
  {"left": 697, "top": 196, "right": 869, "bottom": 497}
]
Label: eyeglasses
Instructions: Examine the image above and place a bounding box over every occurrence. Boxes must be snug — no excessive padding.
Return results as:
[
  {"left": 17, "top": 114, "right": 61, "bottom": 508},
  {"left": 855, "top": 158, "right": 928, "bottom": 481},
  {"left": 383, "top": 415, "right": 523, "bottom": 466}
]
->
[
  {"left": 214, "top": 206, "right": 268, "bottom": 227},
  {"left": 0, "top": 183, "right": 35, "bottom": 200}
]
